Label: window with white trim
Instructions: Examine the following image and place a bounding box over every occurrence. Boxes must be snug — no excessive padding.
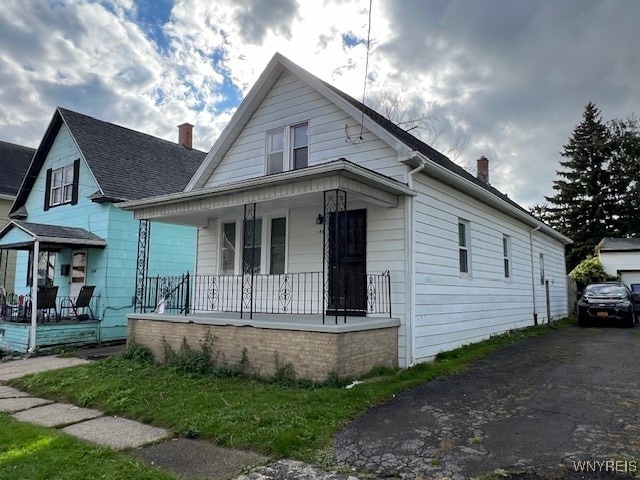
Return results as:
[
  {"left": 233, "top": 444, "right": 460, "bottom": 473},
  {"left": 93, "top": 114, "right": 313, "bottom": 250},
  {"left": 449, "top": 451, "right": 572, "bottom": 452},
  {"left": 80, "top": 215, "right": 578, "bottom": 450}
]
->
[
  {"left": 243, "top": 218, "right": 262, "bottom": 274},
  {"left": 50, "top": 165, "right": 74, "bottom": 206},
  {"left": 45, "top": 159, "right": 80, "bottom": 210},
  {"left": 503, "top": 235, "right": 511, "bottom": 279},
  {"left": 539, "top": 253, "right": 545, "bottom": 285},
  {"left": 220, "top": 222, "right": 236, "bottom": 275},
  {"left": 458, "top": 220, "right": 471, "bottom": 274},
  {"left": 220, "top": 216, "right": 287, "bottom": 275},
  {"left": 266, "top": 122, "right": 308, "bottom": 174}
]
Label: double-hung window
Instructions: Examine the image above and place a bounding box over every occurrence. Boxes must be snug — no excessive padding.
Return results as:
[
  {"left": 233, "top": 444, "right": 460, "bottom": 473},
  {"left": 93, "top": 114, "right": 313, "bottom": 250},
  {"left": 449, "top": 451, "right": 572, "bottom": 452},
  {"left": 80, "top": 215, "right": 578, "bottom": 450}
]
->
[
  {"left": 458, "top": 220, "right": 471, "bottom": 274},
  {"left": 503, "top": 235, "right": 511, "bottom": 279},
  {"left": 266, "top": 122, "right": 308, "bottom": 174},
  {"left": 221, "top": 216, "right": 287, "bottom": 275},
  {"left": 45, "top": 159, "right": 80, "bottom": 210}
]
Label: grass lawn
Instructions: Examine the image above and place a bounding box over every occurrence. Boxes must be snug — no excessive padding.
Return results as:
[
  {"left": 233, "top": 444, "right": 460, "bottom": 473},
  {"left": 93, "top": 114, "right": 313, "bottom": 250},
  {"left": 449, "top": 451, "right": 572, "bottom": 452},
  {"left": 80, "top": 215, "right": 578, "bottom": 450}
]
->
[
  {"left": 0, "top": 414, "right": 179, "bottom": 480},
  {"left": 10, "top": 319, "right": 572, "bottom": 462}
]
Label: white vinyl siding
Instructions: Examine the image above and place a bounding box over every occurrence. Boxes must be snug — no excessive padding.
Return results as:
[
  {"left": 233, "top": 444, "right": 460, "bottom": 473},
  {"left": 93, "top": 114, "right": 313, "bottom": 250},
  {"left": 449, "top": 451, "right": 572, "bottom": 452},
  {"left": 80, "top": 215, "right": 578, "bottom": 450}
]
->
[
  {"left": 412, "top": 173, "right": 568, "bottom": 360},
  {"left": 204, "top": 71, "right": 406, "bottom": 188}
]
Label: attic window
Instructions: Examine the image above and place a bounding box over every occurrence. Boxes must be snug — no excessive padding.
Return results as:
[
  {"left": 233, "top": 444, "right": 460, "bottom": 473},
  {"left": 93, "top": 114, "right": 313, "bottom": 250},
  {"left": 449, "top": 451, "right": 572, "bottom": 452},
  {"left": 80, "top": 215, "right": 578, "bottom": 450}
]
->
[
  {"left": 45, "top": 159, "right": 80, "bottom": 210},
  {"left": 266, "top": 122, "right": 308, "bottom": 175}
]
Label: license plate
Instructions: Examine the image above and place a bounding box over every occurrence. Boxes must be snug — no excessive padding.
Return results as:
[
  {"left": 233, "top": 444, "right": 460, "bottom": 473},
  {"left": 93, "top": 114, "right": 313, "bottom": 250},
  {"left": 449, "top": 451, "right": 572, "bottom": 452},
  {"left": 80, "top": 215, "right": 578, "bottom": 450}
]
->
[{"left": 597, "top": 311, "right": 608, "bottom": 317}]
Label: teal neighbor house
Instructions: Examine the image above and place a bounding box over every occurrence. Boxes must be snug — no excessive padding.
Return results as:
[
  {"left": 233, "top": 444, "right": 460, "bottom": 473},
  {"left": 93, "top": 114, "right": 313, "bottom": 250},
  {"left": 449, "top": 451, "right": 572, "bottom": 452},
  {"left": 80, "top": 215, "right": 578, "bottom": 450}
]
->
[{"left": 0, "top": 108, "right": 204, "bottom": 353}]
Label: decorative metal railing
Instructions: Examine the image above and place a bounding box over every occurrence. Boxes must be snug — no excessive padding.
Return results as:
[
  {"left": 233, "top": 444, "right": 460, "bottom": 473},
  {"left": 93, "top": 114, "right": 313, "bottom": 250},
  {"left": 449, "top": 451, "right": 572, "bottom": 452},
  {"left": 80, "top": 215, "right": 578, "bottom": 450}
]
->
[{"left": 137, "top": 271, "right": 392, "bottom": 323}]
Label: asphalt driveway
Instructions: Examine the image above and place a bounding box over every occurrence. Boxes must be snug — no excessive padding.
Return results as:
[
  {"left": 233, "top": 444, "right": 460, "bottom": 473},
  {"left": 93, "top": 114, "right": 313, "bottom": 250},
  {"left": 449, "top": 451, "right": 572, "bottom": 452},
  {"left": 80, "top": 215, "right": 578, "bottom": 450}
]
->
[{"left": 335, "top": 324, "right": 640, "bottom": 479}]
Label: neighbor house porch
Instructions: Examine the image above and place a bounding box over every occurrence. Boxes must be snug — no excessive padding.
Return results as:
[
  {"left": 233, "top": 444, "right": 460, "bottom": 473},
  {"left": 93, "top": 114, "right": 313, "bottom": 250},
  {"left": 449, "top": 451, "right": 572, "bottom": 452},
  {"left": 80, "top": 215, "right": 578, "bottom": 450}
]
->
[{"left": 0, "top": 220, "right": 105, "bottom": 352}]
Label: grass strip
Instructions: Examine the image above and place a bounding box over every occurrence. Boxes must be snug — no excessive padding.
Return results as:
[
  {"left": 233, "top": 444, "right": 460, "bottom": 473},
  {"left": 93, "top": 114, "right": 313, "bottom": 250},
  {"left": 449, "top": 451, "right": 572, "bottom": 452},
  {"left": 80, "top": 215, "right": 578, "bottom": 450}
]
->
[
  {"left": 0, "top": 413, "right": 179, "bottom": 480},
  {"left": 10, "top": 319, "right": 572, "bottom": 461}
]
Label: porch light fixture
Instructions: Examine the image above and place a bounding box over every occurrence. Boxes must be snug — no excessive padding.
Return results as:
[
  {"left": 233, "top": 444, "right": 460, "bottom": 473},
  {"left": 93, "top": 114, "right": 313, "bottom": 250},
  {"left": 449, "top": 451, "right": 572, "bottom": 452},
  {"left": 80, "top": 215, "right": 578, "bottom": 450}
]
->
[{"left": 316, "top": 214, "right": 324, "bottom": 225}]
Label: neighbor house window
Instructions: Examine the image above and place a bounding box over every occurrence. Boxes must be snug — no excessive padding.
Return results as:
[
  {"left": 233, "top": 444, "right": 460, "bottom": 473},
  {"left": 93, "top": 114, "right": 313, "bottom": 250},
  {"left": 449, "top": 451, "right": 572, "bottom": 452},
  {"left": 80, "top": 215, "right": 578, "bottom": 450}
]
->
[
  {"left": 266, "top": 122, "right": 309, "bottom": 174},
  {"left": 539, "top": 253, "right": 545, "bottom": 285},
  {"left": 45, "top": 159, "right": 80, "bottom": 210},
  {"left": 503, "top": 235, "right": 511, "bottom": 279},
  {"left": 220, "top": 222, "right": 236, "bottom": 275},
  {"left": 269, "top": 218, "right": 286, "bottom": 274},
  {"left": 458, "top": 220, "right": 471, "bottom": 274},
  {"left": 27, "top": 251, "right": 56, "bottom": 287}
]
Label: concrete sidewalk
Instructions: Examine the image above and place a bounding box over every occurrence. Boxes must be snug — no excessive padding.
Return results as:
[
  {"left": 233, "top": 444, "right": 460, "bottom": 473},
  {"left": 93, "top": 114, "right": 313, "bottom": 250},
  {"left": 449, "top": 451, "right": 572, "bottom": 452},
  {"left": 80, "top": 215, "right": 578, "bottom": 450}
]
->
[{"left": 0, "top": 353, "right": 270, "bottom": 479}]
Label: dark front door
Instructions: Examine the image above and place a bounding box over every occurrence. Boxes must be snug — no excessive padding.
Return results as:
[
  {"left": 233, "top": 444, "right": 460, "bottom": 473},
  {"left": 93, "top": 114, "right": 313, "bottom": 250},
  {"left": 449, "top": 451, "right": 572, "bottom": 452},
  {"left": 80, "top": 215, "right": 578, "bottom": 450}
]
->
[{"left": 328, "top": 209, "right": 367, "bottom": 315}]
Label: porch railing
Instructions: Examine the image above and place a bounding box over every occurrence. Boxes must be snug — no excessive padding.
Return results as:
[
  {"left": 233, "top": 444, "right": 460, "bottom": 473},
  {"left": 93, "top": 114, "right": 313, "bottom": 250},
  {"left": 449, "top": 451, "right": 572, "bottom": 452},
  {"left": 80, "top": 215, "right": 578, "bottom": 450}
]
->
[{"left": 137, "top": 271, "right": 392, "bottom": 323}]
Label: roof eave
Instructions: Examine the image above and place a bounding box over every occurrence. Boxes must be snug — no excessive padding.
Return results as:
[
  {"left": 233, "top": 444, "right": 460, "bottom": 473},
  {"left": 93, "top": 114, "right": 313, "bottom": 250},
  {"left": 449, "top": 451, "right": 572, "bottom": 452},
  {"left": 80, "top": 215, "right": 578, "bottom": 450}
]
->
[
  {"left": 120, "top": 160, "right": 416, "bottom": 212},
  {"left": 407, "top": 152, "right": 572, "bottom": 245}
]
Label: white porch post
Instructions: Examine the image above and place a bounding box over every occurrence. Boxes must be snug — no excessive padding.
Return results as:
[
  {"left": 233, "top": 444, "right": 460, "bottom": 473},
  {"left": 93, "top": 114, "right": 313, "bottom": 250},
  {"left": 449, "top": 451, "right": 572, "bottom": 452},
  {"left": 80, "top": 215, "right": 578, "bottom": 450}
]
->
[{"left": 28, "top": 239, "right": 39, "bottom": 353}]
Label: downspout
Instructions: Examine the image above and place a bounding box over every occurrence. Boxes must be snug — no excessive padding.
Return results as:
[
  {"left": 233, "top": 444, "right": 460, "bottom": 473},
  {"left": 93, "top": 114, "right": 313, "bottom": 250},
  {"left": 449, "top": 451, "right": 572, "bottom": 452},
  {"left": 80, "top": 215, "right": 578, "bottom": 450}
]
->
[
  {"left": 28, "top": 239, "right": 39, "bottom": 353},
  {"left": 406, "top": 154, "right": 428, "bottom": 367},
  {"left": 529, "top": 226, "right": 541, "bottom": 326}
]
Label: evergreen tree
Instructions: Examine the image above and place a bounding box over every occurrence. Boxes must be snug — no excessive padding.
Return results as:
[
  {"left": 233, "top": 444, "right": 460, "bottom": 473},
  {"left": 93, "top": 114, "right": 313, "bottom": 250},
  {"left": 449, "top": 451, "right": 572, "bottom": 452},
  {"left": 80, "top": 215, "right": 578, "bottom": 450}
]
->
[
  {"left": 545, "top": 103, "right": 615, "bottom": 270},
  {"left": 608, "top": 116, "right": 640, "bottom": 236}
]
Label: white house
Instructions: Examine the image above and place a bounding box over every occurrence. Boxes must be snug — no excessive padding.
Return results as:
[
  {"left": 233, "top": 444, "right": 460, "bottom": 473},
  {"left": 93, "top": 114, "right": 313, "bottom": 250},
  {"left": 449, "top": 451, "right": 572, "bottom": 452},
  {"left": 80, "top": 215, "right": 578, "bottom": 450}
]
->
[
  {"left": 120, "top": 53, "right": 571, "bottom": 381},
  {"left": 596, "top": 238, "right": 640, "bottom": 286}
]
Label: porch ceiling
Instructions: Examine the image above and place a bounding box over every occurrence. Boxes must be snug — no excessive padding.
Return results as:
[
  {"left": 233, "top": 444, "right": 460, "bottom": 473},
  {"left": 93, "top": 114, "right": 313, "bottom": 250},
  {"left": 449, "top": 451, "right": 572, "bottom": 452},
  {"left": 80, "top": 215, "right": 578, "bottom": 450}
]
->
[{"left": 119, "top": 159, "right": 416, "bottom": 226}]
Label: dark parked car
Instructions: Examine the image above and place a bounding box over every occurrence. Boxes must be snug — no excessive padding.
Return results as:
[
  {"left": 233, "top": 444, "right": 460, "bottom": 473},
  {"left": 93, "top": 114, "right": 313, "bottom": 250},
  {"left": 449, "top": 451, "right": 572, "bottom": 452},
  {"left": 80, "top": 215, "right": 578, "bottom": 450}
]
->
[{"left": 577, "top": 282, "right": 638, "bottom": 328}]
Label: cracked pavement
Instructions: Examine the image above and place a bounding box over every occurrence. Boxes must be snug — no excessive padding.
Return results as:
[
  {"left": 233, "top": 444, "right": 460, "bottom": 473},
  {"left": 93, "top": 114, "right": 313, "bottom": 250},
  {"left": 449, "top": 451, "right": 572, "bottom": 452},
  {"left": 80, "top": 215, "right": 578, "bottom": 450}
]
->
[{"left": 335, "top": 325, "right": 640, "bottom": 479}]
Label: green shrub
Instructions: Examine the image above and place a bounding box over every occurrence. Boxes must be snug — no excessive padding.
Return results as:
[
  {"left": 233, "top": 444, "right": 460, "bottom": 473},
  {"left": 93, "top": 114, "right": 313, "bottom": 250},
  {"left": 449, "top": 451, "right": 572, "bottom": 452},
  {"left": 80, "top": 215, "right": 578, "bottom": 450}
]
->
[
  {"left": 120, "top": 341, "right": 154, "bottom": 364},
  {"left": 569, "top": 255, "right": 618, "bottom": 290}
]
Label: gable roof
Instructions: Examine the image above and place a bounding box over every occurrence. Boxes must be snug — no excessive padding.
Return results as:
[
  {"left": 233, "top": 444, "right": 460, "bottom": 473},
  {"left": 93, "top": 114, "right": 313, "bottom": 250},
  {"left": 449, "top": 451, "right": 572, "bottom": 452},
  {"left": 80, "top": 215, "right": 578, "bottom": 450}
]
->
[
  {"left": 597, "top": 237, "right": 640, "bottom": 253},
  {"left": 11, "top": 108, "right": 206, "bottom": 214},
  {"left": 0, "top": 140, "right": 35, "bottom": 197},
  {"left": 186, "top": 53, "right": 571, "bottom": 245}
]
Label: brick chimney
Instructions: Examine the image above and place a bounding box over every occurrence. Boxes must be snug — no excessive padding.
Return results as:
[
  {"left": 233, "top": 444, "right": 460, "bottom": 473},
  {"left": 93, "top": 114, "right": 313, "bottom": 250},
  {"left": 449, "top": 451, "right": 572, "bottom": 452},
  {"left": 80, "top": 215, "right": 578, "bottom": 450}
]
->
[
  {"left": 476, "top": 156, "right": 489, "bottom": 184},
  {"left": 177, "top": 123, "right": 193, "bottom": 150}
]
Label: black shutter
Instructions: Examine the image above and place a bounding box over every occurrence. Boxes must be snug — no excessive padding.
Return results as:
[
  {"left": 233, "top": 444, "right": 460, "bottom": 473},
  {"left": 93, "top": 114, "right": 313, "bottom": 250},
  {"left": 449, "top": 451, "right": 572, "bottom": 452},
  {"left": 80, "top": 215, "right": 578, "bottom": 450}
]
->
[
  {"left": 71, "top": 159, "right": 80, "bottom": 205},
  {"left": 44, "top": 168, "right": 52, "bottom": 211}
]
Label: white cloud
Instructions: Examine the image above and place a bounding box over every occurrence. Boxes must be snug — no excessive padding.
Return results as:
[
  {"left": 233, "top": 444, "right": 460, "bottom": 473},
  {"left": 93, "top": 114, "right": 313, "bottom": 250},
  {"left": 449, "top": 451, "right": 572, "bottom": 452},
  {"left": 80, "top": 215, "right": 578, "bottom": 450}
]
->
[{"left": 0, "top": 0, "right": 638, "bottom": 208}]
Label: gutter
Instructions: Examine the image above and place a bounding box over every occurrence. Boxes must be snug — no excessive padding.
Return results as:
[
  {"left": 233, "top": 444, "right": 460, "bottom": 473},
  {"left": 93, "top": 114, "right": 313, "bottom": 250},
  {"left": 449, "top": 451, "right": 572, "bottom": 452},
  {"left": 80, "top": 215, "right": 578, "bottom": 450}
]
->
[
  {"left": 529, "top": 226, "right": 541, "bottom": 325},
  {"left": 118, "top": 159, "right": 416, "bottom": 212},
  {"left": 404, "top": 153, "right": 428, "bottom": 368},
  {"left": 402, "top": 152, "right": 572, "bottom": 246}
]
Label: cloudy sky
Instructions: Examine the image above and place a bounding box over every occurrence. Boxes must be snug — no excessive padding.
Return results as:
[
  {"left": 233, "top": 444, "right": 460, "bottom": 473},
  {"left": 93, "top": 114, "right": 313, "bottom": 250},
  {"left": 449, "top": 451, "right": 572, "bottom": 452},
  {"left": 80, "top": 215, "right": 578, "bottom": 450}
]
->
[{"left": 1, "top": 0, "right": 639, "bottom": 208}]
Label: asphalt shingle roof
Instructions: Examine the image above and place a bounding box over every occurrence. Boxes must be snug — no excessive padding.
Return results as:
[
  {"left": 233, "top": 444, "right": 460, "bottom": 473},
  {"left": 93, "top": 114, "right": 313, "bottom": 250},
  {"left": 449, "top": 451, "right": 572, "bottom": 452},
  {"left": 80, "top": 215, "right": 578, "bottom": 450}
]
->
[
  {"left": 0, "top": 140, "right": 35, "bottom": 197},
  {"left": 11, "top": 108, "right": 206, "bottom": 214},
  {"left": 58, "top": 108, "right": 206, "bottom": 201},
  {"left": 12, "top": 220, "right": 106, "bottom": 244}
]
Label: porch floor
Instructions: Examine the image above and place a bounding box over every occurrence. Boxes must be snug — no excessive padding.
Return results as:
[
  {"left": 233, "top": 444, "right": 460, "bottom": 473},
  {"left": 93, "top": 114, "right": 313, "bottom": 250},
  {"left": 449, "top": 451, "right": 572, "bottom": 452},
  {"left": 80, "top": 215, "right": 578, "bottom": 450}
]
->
[{"left": 128, "top": 311, "right": 400, "bottom": 333}]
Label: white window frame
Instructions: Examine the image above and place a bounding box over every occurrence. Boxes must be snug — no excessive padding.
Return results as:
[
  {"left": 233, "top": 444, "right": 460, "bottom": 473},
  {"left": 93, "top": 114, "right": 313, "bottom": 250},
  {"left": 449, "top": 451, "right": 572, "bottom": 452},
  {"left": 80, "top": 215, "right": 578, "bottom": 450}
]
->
[
  {"left": 50, "top": 164, "right": 75, "bottom": 207},
  {"left": 217, "top": 212, "right": 289, "bottom": 276},
  {"left": 503, "top": 234, "right": 512, "bottom": 280},
  {"left": 458, "top": 219, "right": 471, "bottom": 276},
  {"left": 539, "top": 253, "right": 545, "bottom": 285},
  {"left": 265, "top": 122, "right": 309, "bottom": 175}
]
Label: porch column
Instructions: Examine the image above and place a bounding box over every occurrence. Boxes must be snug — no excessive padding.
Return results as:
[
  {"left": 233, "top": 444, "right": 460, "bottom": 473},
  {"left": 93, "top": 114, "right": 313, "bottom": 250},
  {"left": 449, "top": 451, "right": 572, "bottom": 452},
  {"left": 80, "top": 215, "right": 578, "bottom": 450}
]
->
[
  {"left": 28, "top": 239, "right": 39, "bottom": 353},
  {"left": 134, "top": 220, "right": 151, "bottom": 313},
  {"left": 323, "top": 189, "right": 348, "bottom": 324},
  {"left": 241, "top": 203, "right": 257, "bottom": 320},
  {"left": 0, "top": 248, "right": 7, "bottom": 286}
]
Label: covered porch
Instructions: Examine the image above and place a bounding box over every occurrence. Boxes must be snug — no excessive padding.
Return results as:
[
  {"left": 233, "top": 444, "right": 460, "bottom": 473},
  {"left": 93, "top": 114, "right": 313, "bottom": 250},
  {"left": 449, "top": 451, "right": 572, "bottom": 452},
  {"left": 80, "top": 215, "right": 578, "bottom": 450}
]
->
[
  {"left": 0, "top": 221, "right": 105, "bottom": 353},
  {"left": 121, "top": 160, "right": 413, "bottom": 378}
]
